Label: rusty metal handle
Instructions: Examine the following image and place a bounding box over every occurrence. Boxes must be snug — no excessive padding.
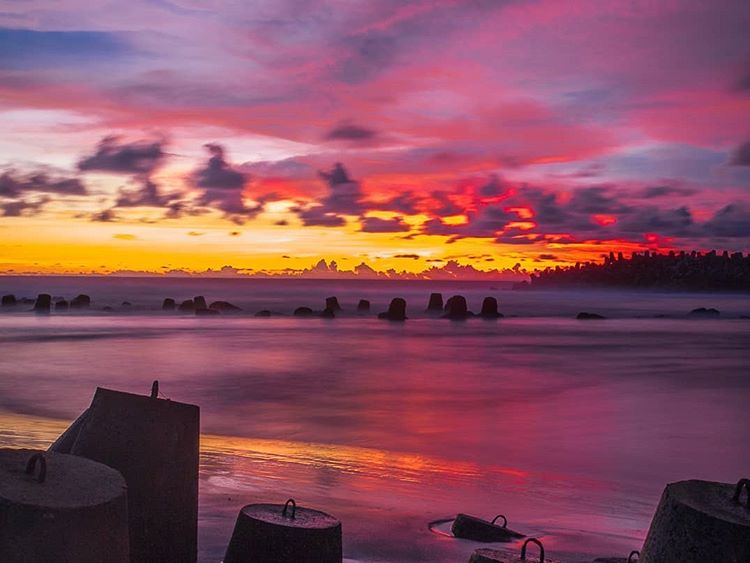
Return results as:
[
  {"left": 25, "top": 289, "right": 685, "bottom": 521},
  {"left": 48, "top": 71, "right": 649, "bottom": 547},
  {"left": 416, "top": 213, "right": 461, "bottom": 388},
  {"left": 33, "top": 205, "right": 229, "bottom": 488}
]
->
[
  {"left": 491, "top": 514, "right": 507, "bottom": 528},
  {"left": 521, "top": 538, "right": 544, "bottom": 562},
  {"left": 25, "top": 453, "right": 47, "bottom": 484},
  {"left": 733, "top": 478, "right": 750, "bottom": 508},
  {"left": 282, "top": 498, "right": 296, "bottom": 519},
  {"left": 151, "top": 380, "right": 159, "bottom": 399},
  {"left": 628, "top": 551, "right": 640, "bottom": 562}
]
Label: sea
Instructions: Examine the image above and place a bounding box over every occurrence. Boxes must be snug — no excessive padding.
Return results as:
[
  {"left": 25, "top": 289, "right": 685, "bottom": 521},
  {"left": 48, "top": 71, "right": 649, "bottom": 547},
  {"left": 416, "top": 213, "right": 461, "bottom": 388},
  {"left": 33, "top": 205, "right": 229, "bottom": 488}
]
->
[{"left": 0, "top": 276, "right": 748, "bottom": 562}]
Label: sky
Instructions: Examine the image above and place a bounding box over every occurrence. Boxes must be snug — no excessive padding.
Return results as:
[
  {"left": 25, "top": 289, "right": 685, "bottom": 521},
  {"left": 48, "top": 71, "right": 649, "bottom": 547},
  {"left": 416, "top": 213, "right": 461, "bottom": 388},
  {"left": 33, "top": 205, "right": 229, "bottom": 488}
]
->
[{"left": 0, "top": 0, "right": 749, "bottom": 278}]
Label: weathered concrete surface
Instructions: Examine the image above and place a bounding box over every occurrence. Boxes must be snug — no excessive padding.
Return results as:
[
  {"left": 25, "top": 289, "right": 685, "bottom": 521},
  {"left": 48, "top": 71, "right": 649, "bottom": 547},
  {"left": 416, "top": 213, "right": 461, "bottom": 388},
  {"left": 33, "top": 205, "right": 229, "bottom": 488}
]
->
[
  {"left": 224, "top": 501, "right": 342, "bottom": 563},
  {"left": 451, "top": 513, "right": 524, "bottom": 542},
  {"left": 49, "top": 387, "right": 200, "bottom": 563},
  {"left": 640, "top": 479, "right": 750, "bottom": 563},
  {"left": 0, "top": 448, "right": 129, "bottom": 563}
]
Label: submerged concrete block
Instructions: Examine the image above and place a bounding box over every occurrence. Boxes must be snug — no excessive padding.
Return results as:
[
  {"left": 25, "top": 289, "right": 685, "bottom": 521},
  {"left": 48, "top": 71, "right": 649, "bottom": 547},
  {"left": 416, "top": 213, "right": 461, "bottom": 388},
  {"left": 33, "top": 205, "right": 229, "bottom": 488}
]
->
[
  {"left": 639, "top": 479, "right": 750, "bottom": 563},
  {"left": 357, "top": 299, "right": 370, "bottom": 312},
  {"left": 49, "top": 383, "right": 200, "bottom": 563},
  {"left": 224, "top": 499, "right": 342, "bottom": 563},
  {"left": 0, "top": 449, "right": 129, "bottom": 563},
  {"left": 469, "top": 538, "right": 559, "bottom": 563},
  {"left": 452, "top": 513, "right": 524, "bottom": 542}
]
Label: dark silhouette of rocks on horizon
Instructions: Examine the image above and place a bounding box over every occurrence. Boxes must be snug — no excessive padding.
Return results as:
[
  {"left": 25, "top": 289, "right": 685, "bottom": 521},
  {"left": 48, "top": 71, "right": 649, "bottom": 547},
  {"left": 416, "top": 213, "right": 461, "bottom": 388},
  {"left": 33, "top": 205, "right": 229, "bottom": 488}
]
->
[
  {"left": 1, "top": 294, "right": 16, "bottom": 307},
  {"left": 293, "top": 306, "right": 314, "bottom": 317},
  {"left": 577, "top": 312, "right": 606, "bottom": 319},
  {"left": 357, "top": 299, "right": 370, "bottom": 312},
  {"left": 70, "top": 294, "right": 91, "bottom": 309},
  {"left": 162, "top": 298, "right": 176, "bottom": 311}
]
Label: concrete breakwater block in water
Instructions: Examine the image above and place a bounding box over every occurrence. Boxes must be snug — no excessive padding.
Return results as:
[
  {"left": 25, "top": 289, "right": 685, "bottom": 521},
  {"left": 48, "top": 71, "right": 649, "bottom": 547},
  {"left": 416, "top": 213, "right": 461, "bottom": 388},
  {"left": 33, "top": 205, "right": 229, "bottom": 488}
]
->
[
  {"left": 49, "top": 382, "right": 200, "bottom": 563},
  {"left": 378, "top": 297, "right": 407, "bottom": 321},
  {"left": 452, "top": 513, "right": 525, "bottom": 542},
  {"left": 480, "top": 297, "right": 503, "bottom": 319},
  {"left": 444, "top": 295, "right": 471, "bottom": 319},
  {"left": 469, "top": 538, "right": 561, "bottom": 563},
  {"left": 639, "top": 478, "right": 750, "bottom": 563},
  {"left": 224, "top": 499, "right": 342, "bottom": 563},
  {"left": 0, "top": 449, "right": 129, "bottom": 563},
  {"left": 357, "top": 299, "right": 370, "bottom": 312},
  {"left": 33, "top": 293, "right": 51, "bottom": 313},
  {"left": 427, "top": 292, "right": 444, "bottom": 311},
  {"left": 326, "top": 296, "right": 342, "bottom": 311}
]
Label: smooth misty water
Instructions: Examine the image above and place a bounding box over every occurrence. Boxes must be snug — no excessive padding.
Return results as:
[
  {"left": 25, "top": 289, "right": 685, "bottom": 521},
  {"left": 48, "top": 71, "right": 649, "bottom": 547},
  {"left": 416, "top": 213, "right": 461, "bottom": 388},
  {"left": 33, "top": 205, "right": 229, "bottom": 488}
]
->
[{"left": 0, "top": 277, "right": 748, "bottom": 562}]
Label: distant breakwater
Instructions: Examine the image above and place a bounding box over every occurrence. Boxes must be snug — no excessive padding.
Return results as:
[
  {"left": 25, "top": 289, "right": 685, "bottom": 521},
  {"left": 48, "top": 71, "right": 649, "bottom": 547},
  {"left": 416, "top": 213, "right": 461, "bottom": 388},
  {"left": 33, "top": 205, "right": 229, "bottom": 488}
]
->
[{"left": 2, "top": 291, "right": 747, "bottom": 321}]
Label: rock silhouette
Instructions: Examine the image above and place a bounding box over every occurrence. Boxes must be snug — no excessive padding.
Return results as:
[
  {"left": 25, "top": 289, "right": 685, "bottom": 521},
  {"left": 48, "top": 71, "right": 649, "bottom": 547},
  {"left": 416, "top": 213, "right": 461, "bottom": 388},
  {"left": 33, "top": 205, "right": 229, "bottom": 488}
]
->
[
  {"left": 55, "top": 299, "right": 69, "bottom": 311},
  {"left": 178, "top": 299, "right": 195, "bottom": 312},
  {"left": 293, "top": 307, "right": 314, "bottom": 317},
  {"left": 357, "top": 299, "right": 370, "bottom": 312},
  {"left": 325, "top": 296, "right": 341, "bottom": 311},
  {"left": 378, "top": 298, "right": 407, "bottom": 321},
  {"left": 209, "top": 301, "right": 241, "bottom": 312},
  {"left": 193, "top": 296, "right": 207, "bottom": 311},
  {"left": 577, "top": 312, "right": 606, "bottom": 319},
  {"left": 33, "top": 294, "right": 51, "bottom": 313},
  {"left": 70, "top": 294, "right": 91, "bottom": 309},
  {"left": 479, "top": 297, "right": 502, "bottom": 319},
  {"left": 162, "top": 298, "right": 176, "bottom": 311},
  {"left": 689, "top": 307, "right": 720, "bottom": 317},
  {"left": 443, "top": 295, "right": 471, "bottom": 320},
  {"left": 254, "top": 310, "right": 272, "bottom": 317},
  {"left": 320, "top": 307, "right": 336, "bottom": 318},
  {"left": 1, "top": 294, "right": 16, "bottom": 307},
  {"left": 427, "top": 292, "right": 444, "bottom": 312}
]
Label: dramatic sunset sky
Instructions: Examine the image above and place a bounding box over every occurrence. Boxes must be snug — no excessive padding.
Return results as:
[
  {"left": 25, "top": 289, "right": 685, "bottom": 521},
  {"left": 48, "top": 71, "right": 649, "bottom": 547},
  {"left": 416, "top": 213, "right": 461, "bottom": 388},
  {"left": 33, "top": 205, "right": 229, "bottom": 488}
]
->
[{"left": 1, "top": 0, "right": 749, "bottom": 277}]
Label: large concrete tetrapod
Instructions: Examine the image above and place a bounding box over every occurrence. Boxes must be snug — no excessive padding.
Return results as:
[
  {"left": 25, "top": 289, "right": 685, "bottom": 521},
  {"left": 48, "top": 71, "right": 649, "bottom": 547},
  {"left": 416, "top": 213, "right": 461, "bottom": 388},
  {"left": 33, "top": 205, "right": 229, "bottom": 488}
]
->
[
  {"left": 0, "top": 449, "right": 129, "bottom": 563},
  {"left": 224, "top": 499, "right": 342, "bottom": 563},
  {"left": 639, "top": 478, "right": 750, "bottom": 562},
  {"left": 49, "top": 382, "right": 200, "bottom": 563}
]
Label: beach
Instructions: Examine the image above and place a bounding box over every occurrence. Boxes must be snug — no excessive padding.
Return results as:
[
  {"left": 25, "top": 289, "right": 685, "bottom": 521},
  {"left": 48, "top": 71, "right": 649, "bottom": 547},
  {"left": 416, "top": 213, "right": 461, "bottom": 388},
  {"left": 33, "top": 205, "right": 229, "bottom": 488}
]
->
[{"left": 1, "top": 277, "right": 749, "bottom": 561}]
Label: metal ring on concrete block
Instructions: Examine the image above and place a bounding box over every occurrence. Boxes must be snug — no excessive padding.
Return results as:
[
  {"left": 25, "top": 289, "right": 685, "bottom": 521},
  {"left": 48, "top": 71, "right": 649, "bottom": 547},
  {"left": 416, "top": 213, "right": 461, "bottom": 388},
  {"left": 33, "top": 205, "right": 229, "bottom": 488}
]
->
[
  {"left": 491, "top": 514, "right": 507, "bottom": 527},
  {"left": 627, "top": 551, "right": 639, "bottom": 562},
  {"left": 521, "top": 538, "right": 545, "bottom": 561}
]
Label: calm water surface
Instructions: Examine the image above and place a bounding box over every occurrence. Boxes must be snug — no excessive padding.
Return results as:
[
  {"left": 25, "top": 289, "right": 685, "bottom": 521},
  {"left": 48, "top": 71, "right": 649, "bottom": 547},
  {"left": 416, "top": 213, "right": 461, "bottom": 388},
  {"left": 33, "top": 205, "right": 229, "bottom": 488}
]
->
[{"left": 0, "top": 277, "right": 748, "bottom": 562}]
